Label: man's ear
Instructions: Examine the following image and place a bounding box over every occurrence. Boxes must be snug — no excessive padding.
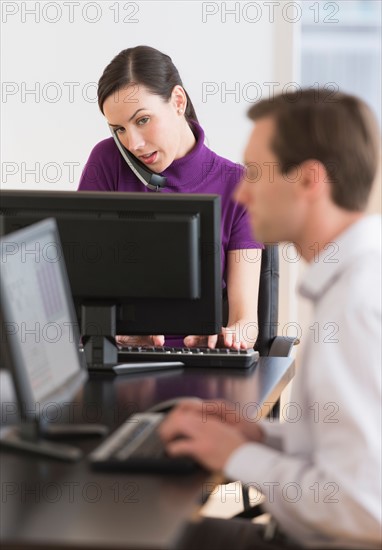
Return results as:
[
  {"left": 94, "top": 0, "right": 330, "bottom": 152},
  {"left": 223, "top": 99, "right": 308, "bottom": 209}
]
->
[{"left": 298, "top": 159, "right": 329, "bottom": 200}]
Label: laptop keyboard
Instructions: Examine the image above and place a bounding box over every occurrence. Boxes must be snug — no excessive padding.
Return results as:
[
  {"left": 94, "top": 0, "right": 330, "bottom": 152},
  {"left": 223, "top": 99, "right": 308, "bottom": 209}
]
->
[
  {"left": 118, "top": 346, "right": 259, "bottom": 369},
  {"left": 89, "top": 413, "right": 199, "bottom": 473}
]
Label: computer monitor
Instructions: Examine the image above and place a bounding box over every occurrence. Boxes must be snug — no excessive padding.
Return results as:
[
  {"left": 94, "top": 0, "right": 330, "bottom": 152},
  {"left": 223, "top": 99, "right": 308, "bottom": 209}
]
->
[
  {"left": 0, "top": 218, "right": 106, "bottom": 460},
  {"left": 0, "top": 191, "right": 222, "bottom": 366}
]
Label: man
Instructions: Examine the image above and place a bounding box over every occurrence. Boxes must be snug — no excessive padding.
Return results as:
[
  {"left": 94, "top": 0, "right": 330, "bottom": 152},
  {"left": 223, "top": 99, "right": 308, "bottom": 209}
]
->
[{"left": 159, "top": 89, "right": 381, "bottom": 549}]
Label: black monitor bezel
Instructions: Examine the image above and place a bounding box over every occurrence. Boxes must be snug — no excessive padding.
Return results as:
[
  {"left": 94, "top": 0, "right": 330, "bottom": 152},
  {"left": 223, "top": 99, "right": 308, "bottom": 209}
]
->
[{"left": 0, "top": 190, "right": 223, "bottom": 337}]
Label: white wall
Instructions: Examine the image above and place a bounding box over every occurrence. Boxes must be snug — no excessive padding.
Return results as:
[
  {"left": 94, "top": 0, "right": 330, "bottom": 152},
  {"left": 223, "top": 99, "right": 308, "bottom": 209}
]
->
[{"left": 1, "top": 0, "right": 300, "bottom": 190}]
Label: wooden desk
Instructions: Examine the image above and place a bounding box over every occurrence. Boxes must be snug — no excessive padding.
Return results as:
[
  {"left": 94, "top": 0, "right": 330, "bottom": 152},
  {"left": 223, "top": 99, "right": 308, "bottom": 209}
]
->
[{"left": 0, "top": 356, "right": 295, "bottom": 550}]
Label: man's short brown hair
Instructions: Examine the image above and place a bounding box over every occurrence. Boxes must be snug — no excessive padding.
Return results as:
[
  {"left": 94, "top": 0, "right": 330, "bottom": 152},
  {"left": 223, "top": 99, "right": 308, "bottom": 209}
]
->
[{"left": 248, "top": 88, "right": 381, "bottom": 211}]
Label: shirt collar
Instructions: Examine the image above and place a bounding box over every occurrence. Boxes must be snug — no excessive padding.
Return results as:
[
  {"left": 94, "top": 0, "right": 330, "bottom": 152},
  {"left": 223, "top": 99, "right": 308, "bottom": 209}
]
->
[
  {"left": 298, "top": 214, "right": 382, "bottom": 302},
  {"left": 160, "top": 120, "right": 215, "bottom": 189}
]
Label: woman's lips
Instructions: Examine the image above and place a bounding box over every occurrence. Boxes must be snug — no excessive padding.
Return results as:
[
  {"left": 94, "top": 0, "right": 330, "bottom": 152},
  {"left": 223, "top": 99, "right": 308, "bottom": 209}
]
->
[{"left": 139, "top": 151, "right": 158, "bottom": 165}]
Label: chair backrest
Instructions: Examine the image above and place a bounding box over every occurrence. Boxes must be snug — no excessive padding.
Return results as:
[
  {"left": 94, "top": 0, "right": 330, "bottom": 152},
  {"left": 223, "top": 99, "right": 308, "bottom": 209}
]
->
[
  {"left": 254, "top": 245, "right": 279, "bottom": 356},
  {"left": 222, "top": 245, "right": 279, "bottom": 356}
]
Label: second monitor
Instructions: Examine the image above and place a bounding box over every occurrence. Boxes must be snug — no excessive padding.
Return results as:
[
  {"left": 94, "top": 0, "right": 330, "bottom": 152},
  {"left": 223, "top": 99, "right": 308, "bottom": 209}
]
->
[{"left": 0, "top": 191, "right": 222, "bottom": 366}]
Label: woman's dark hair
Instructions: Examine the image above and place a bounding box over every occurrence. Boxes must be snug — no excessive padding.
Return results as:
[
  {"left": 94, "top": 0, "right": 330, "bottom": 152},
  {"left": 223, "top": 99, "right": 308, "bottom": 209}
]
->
[{"left": 98, "top": 45, "right": 198, "bottom": 124}]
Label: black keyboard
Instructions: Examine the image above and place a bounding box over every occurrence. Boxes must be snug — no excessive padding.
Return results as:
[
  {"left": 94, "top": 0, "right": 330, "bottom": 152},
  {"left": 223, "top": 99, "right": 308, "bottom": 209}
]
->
[
  {"left": 118, "top": 346, "right": 259, "bottom": 369},
  {"left": 89, "top": 413, "right": 199, "bottom": 473}
]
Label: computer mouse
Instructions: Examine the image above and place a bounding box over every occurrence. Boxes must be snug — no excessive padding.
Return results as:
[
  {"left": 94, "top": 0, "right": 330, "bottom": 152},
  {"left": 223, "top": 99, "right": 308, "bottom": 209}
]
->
[{"left": 147, "top": 396, "right": 202, "bottom": 414}]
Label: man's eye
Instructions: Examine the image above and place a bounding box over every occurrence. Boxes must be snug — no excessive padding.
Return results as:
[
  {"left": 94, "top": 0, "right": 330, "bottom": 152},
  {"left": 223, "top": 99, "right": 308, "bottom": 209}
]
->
[
  {"left": 245, "top": 165, "right": 260, "bottom": 181},
  {"left": 137, "top": 117, "right": 149, "bottom": 126}
]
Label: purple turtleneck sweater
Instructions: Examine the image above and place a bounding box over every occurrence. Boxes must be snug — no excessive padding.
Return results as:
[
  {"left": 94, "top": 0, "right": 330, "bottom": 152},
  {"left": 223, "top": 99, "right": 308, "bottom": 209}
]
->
[{"left": 78, "top": 120, "right": 262, "bottom": 346}]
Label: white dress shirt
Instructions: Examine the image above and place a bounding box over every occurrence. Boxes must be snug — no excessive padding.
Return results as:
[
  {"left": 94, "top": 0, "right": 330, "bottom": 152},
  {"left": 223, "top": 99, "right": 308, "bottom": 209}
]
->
[{"left": 224, "top": 215, "right": 382, "bottom": 548}]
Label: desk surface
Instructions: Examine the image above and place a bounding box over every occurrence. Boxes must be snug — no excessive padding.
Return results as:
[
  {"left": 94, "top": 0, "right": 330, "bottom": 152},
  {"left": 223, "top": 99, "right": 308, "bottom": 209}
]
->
[{"left": 0, "top": 356, "right": 295, "bottom": 550}]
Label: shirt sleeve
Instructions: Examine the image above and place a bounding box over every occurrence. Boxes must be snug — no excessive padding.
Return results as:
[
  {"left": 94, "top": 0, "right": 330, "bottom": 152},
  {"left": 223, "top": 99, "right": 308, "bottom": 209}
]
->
[
  {"left": 258, "top": 419, "right": 286, "bottom": 451},
  {"left": 221, "top": 161, "right": 263, "bottom": 251},
  {"left": 227, "top": 203, "right": 263, "bottom": 251},
  {"left": 224, "top": 298, "right": 381, "bottom": 546}
]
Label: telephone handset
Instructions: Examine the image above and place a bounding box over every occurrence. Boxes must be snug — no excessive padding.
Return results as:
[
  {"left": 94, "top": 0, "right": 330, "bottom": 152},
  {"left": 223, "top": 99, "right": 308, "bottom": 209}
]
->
[{"left": 110, "top": 128, "right": 167, "bottom": 192}]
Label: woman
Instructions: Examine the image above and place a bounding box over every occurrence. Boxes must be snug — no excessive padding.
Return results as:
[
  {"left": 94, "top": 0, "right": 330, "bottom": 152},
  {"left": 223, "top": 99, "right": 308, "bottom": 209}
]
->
[{"left": 78, "top": 45, "right": 262, "bottom": 349}]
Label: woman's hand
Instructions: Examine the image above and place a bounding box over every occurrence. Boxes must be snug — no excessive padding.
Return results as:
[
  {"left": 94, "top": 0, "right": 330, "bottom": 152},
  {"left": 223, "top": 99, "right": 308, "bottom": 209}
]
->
[
  {"left": 183, "top": 248, "right": 261, "bottom": 350},
  {"left": 184, "top": 319, "right": 257, "bottom": 349},
  {"left": 115, "top": 335, "right": 165, "bottom": 347}
]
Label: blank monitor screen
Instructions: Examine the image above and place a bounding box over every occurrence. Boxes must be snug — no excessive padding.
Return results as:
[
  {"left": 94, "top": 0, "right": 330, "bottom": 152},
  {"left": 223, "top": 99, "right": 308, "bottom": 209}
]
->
[
  {"left": 0, "top": 219, "right": 87, "bottom": 416},
  {"left": 0, "top": 191, "right": 222, "bottom": 337}
]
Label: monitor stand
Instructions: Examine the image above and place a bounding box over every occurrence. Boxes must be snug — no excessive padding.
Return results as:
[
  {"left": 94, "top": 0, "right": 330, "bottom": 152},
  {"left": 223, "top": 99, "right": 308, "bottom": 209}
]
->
[
  {"left": 0, "top": 418, "right": 108, "bottom": 462},
  {"left": 81, "top": 303, "right": 119, "bottom": 367}
]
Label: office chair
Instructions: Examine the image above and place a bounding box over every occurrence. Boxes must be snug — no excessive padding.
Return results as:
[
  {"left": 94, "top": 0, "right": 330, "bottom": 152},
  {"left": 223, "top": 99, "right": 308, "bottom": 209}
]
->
[
  {"left": 255, "top": 244, "right": 297, "bottom": 357},
  {"left": 255, "top": 243, "right": 298, "bottom": 421},
  {"left": 223, "top": 244, "right": 297, "bottom": 358}
]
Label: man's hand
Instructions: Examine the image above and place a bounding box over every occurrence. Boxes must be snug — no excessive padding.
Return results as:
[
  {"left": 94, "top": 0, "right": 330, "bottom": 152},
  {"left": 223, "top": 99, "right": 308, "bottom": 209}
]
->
[
  {"left": 115, "top": 335, "right": 165, "bottom": 347},
  {"left": 159, "top": 404, "right": 248, "bottom": 471},
  {"left": 162, "top": 399, "right": 265, "bottom": 442}
]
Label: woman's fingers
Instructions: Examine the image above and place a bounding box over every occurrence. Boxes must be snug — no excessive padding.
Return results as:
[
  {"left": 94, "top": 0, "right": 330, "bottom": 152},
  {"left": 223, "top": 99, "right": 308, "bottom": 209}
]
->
[
  {"left": 115, "top": 335, "right": 165, "bottom": 347},
  {"left": 221, "top": 325, "right": 249, "bottom": 349},
  {"left": 151, "top": 335, "right": 165, "bottom": 346},
  {"left": 207, "top": 334, "right": 218, "bottom": 348},
  {"left": 184, "top": 330, "right": 250, "bottom": 349},
  {"left": 116, "top": 328, "right": 251, "bottom": 350},
  {"left": 183, "top": 334, "right": 218, "bottom": 348}
]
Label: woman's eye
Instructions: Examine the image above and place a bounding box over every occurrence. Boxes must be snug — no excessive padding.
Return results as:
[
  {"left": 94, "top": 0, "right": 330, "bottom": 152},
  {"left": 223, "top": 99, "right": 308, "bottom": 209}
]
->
[
  {"left": 115, "top": 127, "right": 125, "bottom": 134},
  {"left": 137, "top": 117, "right": 149, "bottom": 126}
]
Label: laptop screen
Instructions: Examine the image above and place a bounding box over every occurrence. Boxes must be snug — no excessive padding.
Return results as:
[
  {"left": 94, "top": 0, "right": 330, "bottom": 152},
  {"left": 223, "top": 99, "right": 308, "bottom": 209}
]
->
[{"left": 0, "top": 219, "right": 85, "bottom": 407}]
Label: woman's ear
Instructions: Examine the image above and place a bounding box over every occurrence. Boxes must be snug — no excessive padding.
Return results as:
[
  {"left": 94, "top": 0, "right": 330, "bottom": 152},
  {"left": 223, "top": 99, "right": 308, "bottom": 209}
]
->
[{"left": 171, "top": 85, "right": 187, "bottom": 114}]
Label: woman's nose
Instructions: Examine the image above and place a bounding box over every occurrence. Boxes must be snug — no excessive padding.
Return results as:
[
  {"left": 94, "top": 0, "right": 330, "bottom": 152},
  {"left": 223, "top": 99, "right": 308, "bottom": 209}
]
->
[{"left": 121, "top": 129, "right": 145, "bottom": 153}]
